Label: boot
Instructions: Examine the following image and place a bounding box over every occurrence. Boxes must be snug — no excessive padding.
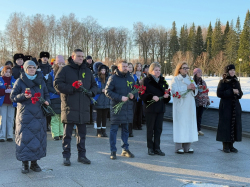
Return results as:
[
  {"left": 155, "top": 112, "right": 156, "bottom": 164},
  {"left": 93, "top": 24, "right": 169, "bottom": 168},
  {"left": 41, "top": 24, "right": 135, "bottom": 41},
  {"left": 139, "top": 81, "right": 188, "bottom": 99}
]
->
[
  {"left": 21, "top": 161, "right": 29, "bottom": 174},
  {"left": 30, "top": 160, "right": 41, "bottom": 172},
  {"left": 101, "top": 128, "right": 108, "bottom": 137},
  {"left": 223, "top": 142, "right": 230, "bottom": 153},
  {"left": 78, "top": 156, "right": 91, "bottom": 164},
  {"left": 96, "top": 129, "right": 102, "bottom": 137},
  {"left": 110, "top": 152, "right": 116, "bottom": 160},
  {"left": 229, "top": 142, "right": 238, "bottom": 153}
]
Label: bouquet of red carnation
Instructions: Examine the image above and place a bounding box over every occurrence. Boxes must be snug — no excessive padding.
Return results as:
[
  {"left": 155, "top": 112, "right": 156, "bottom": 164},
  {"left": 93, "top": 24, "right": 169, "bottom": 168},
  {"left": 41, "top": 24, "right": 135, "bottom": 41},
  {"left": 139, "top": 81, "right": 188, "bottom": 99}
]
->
[
  {"left": 72, "top": 80, "right": 97, "bottom": 104},
  {"left": 172, "top": 91, "right": 181, "bottom": 99},
  {"left": 146, "top": 88, "right": 170, "bottom": 108},
  {"left": 113, "top": 85, "right": 145, "bottom": 114},
  {"left": 31, "top": 92, "right": 56, "bottom": 116},
  {"left": 198, "top": 85, "right": 209, "bottom": 93}
]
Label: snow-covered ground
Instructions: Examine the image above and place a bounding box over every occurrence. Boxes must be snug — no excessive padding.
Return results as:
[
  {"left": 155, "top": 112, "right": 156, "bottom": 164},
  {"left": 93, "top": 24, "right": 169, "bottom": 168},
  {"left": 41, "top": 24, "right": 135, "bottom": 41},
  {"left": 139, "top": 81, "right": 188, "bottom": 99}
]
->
[{"left": 165, "top": 76, "right": 250, "bottom": 112}]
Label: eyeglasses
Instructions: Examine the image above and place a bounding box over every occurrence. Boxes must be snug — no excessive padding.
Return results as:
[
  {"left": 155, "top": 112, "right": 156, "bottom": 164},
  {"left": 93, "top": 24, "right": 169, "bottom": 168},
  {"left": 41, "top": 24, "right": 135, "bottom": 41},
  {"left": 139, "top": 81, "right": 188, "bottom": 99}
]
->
[{"left": 181, "top": 67, "right": 190, "bottom": 70}]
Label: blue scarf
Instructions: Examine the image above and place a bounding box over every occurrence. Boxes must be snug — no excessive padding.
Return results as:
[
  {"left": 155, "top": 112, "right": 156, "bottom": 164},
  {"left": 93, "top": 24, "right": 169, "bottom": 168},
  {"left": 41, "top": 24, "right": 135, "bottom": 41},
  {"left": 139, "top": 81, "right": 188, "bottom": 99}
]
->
[{"left": 25, "top": 73, "right": 37, "bottom": 80}]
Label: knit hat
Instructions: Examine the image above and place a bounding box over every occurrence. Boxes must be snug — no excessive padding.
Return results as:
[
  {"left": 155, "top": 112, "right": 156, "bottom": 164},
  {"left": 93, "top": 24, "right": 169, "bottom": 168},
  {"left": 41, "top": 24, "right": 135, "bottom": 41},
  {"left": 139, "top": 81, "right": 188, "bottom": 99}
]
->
[
  {"left": 224, "top": 64, "right": 235, "bottom": 73},
  {"left": 86, "top": 56, "right": 92, "bottom": 60},
  {"left": 193, "top": 68, "right": 202, "bottom": 75},
  {"left": 23, "top": 60, "right": 37, "bottom": 71},
  {"left": 55, "top": 55, "right": 64, "bottom": 64}
]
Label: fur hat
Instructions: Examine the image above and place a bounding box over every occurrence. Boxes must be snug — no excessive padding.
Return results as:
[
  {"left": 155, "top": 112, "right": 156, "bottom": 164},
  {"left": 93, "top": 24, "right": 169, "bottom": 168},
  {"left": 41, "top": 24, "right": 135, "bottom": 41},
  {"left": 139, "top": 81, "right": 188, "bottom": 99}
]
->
[
  {"left": 24, "top": 55, "right": 32, "bottom": 62},
  {"left": 224, "top": 64, "right": 235, "bottom": 73},
  {"left": 13, "top": 53, "right": 24, "bottom": 62},
  {"left": 93, "top": 62, "right": 103, "bottom": 74},
  {"left": 40, "top": 52, "right": 50, "bottom": 59},
  {"left": 23, "top": 60, "right": 37, "bottom": 71}
]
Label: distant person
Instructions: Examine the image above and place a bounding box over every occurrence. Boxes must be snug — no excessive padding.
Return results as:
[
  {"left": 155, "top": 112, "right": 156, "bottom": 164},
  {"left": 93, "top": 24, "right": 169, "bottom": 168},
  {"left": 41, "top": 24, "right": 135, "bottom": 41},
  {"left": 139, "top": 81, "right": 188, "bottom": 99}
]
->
[
  {"left": 216, "top": 64, "right": 243, "bottom": 153},
  {"left": 12, "top": 53, "right": 25, "bottom": 79},
  {"left": 127, "top": 62, "right": 134, "bottom": 137}
]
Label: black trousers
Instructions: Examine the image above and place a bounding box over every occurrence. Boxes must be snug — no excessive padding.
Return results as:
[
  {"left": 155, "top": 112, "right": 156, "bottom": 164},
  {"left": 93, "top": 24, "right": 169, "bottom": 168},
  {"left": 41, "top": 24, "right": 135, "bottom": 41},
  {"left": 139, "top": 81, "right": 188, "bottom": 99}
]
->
[
  {"left": 128, "top": 123, "right": 133, "bottom": 134},
  {"left": 133, "top": 99, "right": 142, "bottom": 129},
  {"left": 96, "top": 109, "right": 109, "bottom": 128},
  {"left": 145, "top": 112, "right": 164, "bottom": 150},
  {"left": 46, "top": 116, "right": 51, "bottom": 128},
  {"left": 196, "top": 106, "right": 205, "bottom": 131},
  {"left": 90, "top": 105, "right": 93, "bottom": 123},
  {"left": 62, "top": 123, "right": 86, "bottom": 158}
]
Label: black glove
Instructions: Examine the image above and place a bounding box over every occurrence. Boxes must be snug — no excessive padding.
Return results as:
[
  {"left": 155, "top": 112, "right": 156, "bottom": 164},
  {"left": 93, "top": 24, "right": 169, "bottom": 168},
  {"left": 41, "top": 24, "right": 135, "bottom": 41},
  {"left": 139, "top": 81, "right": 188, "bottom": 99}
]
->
[
  {"left": 86, "top": 91, "right": 93, "bottom": 97},
  {"left": 73, "top": 87, "right": 84, "bottom": 92}
]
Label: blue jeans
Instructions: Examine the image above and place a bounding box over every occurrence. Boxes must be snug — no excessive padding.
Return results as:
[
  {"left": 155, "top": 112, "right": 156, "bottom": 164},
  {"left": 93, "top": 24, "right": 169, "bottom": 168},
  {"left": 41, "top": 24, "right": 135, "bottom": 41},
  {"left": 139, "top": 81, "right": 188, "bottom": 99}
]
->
[{"left": 110, "top": 123, "right": 129, "bottom": 152}]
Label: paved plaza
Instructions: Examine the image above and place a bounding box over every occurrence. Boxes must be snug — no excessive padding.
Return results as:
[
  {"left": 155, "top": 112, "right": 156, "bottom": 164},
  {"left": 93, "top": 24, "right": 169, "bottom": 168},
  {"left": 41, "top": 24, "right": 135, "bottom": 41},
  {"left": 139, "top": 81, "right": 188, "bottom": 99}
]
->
[{"left": 0, "top": 121, "right": 250, "bottom": 187}]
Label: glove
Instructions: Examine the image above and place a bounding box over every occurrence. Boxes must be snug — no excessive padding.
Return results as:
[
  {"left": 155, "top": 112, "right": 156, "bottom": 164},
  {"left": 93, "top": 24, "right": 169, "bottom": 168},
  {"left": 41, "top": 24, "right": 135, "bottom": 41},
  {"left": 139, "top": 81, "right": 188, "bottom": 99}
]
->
[
  {"left": 5, "top": 89, "right": 12, "bottom": 93},
  {"left": 73, "top": 87, "right": 84, "bottom": 92},
  {"left": 86, "top": 91, "right": 93, "bottom": 97}
]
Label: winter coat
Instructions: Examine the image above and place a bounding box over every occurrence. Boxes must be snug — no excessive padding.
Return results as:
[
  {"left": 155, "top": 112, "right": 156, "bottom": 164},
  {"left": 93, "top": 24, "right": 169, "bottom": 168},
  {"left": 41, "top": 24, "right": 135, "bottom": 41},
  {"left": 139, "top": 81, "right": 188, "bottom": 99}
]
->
[
  {"left": 10, "top": 71, "right": 50, "bottom": 161},
  {"left": 105, "top": 69, "right": 136, "bottom": 124},
  {"left": 54, "top": 59, "right": 97, "bottom": 124},
  {"left": 12, "top": 64, "right": 24, "bottom": 80},
  {"left": 46, "top": 71, "right": 61, "bottom": 114},
  {"left": 0, "top": 76, "right": 17, "bottom": 106},
  {"left": 38, "top": 61, "right": 52, "bottom": 76},
  {"left": 94, "top": 76, "right": 110, "bottom": 109},
  {"left": 216, "top": 76, "right": 243, "bottom": 142},
  {"left": 140, "top": 74, "right": 171, "bottom": 113},
  {"left": 194, "top": 78, "right": 210, "bottom": 107},
  {"left": 171, "top": 74, "right": 198, "bottom": 143}
]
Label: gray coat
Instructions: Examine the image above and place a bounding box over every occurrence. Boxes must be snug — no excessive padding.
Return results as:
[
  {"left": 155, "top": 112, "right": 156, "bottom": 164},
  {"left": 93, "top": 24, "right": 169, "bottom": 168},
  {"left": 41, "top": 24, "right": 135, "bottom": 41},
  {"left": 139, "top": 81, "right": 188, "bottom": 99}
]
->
[
  {"left": 94, "top": 76, "right": 110, "bottom": 109},
  {"left": 105, "top": 69, "right": 136, "bottom": 124},
  {"left": 10, "top": 72, "right": 50, "bottom": 161}
]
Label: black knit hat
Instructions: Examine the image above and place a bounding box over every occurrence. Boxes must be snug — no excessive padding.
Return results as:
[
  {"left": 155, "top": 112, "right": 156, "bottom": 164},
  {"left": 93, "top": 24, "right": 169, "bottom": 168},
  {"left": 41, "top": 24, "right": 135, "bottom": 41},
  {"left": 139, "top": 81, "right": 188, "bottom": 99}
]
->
[
  {"left": 224, "top": 64, "right": 235, "bottom": 73},
  {"left": 5, "top": 61, "right": 13, "bottom": 67},
  {"left": 40, "top": 52, "right": 50, "bottom": 59},
  {"left": 86, "top": 56, "right": 92, "bottom": 60},
  {"left": 143, "top": 64, "right": 150, "bottom": 72},
  {"left": 13, "top": 53, "right": 24, "bottom": 62}
]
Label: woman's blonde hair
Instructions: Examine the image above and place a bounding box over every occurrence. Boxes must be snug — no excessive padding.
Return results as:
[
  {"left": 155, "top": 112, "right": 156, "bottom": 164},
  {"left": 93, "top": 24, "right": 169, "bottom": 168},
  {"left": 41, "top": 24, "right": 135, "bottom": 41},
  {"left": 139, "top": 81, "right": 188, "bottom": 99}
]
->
[
  {"left": 173, "top": 62, "right": 188, "bottom": 76},
  {"left": 148, "top": 62, "right": 161, "bottom": 74}
]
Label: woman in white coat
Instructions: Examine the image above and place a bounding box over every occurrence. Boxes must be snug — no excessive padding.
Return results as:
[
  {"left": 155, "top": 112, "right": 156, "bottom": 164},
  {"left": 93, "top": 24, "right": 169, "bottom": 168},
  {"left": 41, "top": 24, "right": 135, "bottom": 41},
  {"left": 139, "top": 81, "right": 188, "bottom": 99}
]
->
[{"left": 171, "top": 62, "right": 198, "bottom": 154}]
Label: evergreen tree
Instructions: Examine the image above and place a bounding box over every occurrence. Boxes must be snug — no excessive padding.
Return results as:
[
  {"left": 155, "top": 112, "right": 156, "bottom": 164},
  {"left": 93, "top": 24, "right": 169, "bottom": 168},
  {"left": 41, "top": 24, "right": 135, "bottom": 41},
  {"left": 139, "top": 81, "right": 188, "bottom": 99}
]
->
[
  {"left": 235, "top": 16, "right": 241, "bottom": 53},
  {"left": 193, "top": 26, "right": 204, "bottom": 59},
  {"left": 179, "top": 24, "right": 188, "bottom": 53},
  {"left": 222, "top": 21, "right": 230, "bottom": 50},
  {"left": 237, "top": 10, "right": 250, "bottom": 74},
  {"left": 211, "top": 19, "right": 223, "bottom": 57},
  {"left": 168, "top": 21, "right": 180, "bottom": 63},
  {"left": 225, "top": 20, "right": 238, "bottom": 64},
  {"left": 187, "top": 23, "right": 196, "bottom": 52},
  {"left": 204, "top": 22, "right": 213, "bottom": 58}
]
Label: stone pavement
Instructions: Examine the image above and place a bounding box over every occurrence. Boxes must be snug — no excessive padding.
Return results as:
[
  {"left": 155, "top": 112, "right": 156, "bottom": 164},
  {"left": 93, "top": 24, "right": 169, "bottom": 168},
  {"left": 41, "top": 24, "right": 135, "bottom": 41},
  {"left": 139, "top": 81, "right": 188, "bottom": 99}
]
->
[{"left": 0, "top": 121, "right": 250, "bottom": 187}]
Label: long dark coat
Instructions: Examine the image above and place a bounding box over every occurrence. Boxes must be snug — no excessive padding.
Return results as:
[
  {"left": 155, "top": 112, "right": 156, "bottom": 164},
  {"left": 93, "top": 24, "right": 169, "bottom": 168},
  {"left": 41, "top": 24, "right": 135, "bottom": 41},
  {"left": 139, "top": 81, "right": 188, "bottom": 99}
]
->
[
  {"left": 140, "top": 74, "right": 171, "bottom": 113},
  {"left": 12, "top": 63, "right": 24, "bottom": 79},
  {"left": 54, "top": 59, "right": 97, "bottom": 124},
  {"left": 105, "top": 69, "right": 136, "bottom": 124},
  {"left": 216, "top": 76, "right": 243, "bottom": 142},
  {"left": 10, "top": 72, "right": 50, "bottom": 161}
]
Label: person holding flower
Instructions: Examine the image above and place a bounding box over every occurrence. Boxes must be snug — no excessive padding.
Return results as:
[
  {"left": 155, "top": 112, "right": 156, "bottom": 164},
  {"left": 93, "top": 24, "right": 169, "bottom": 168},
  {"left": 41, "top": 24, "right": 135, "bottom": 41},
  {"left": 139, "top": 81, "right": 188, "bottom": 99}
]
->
[
  {"left": 46, "top": 55, "right": 65, "bottom": 140},
  {"left": 171, "top": 62, "right": 198, "bottom": 154},
  {"left": 54, "top": 49, "right": 97, "bottom": 166},
  {"left": 140, "top": 62, "right": 170, "bottom": 156},
  {"left": 193, "top": 68, "right": 210, "bottom": 136},
  {"left": 216, "top": 64, "right": 243, "bottom": 153},
  {"left": 0, "top": 66, "right": 16, "bottom": 142},
  {"left": 10, "top": 60, "right": 50, "bottom": 174},
  {"left": 105, "top": 61, "right": 136, "bottom": 160}
]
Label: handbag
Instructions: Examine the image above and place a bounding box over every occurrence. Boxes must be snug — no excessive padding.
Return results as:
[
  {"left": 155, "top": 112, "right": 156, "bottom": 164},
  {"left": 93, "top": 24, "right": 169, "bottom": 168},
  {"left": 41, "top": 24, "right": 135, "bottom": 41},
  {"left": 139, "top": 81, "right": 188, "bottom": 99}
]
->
[{"left": 41, "top": 104, "right": 55, "bottom": 117}]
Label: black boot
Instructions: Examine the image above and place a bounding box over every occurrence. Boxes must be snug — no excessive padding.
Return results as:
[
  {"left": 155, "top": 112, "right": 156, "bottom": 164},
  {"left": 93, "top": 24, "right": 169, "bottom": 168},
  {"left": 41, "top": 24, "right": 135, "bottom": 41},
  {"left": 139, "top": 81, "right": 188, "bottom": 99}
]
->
[
  {"left": 22, "top": 161, "right": 29, "bottom": 174},
  {"left": 223, "top": 142, "right": 230, "bottom": 153},
  {"left": 148, "top": 148, "right": 154, "bottom": 155},
  {"left": 229, "top": 142, "right": 238, "bottom": 153},
  {"left": 30, "top": 160, "right": 41, "bottom": 172},
  {"left": 102, "top": 129, "right": 108, "bottom": 137},
  {"left": 96, "top": 129, "right": 102, "bottom": 137},
  {"left": 110, "top": 152, "right": 116, "bottom": 160}
]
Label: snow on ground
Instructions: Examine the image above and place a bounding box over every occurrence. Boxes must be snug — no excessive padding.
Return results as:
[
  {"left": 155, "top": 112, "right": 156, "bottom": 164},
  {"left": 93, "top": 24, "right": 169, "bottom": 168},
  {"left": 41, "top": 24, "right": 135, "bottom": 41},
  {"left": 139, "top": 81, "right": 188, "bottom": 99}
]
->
[{"left": 165, "top": 76, "right": 250, "bottom": 112}]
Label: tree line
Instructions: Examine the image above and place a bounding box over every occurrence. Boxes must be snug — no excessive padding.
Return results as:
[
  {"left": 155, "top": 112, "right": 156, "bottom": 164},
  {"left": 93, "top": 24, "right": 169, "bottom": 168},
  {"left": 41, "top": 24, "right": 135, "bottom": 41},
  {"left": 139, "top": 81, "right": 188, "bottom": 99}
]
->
[{"left": 0, "top": 11, "right": 250, "bottom": 76}]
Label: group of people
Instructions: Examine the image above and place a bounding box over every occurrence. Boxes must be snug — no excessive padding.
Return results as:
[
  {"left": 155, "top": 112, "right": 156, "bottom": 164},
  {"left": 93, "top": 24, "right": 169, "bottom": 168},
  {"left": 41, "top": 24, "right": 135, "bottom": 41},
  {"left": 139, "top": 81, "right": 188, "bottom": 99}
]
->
[{"left": 0, "top": 48, "right": 243, "bottom": 174}]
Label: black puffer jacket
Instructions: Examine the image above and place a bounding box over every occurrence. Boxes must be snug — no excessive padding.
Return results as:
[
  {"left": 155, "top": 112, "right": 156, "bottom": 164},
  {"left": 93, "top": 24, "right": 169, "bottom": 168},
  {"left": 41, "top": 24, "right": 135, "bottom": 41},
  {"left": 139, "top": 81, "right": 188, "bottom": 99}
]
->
[
  {"left": 216, "top": 75, "right": 243, "bottom": 142},
  {"left": 54, "top": 59, "right": 97, "bottom": 124},
  {"left": 140, "top": 74, "right": 171, "bottom": 113},
  {"left": 105, "top": 69, "right": 136, "bottom": 124},
  {"left": 10, "top": 71, "right": 50, "bottom": 161},
  {"left": 38, "top": 60, "right": 52, "bottom": 76},
  {"left": 46, "top": 74, "right": 61, "bottom": 114},
  {"left": 12, "top": 63, "right": 24, "bottom": 79}
]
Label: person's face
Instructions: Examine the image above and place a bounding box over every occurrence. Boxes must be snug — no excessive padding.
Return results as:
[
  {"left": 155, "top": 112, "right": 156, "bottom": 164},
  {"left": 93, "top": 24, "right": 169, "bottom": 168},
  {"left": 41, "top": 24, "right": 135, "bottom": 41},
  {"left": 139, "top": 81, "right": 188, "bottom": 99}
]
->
[
  {"left": 86, "top": 59, "right": 92, "bottom": 64},
  {"left": 196, "top": 71, "right": 202, "bottom": 78},
  {"left": 118, "top": 63, "right": 128, "bottom": 74},
  {"left": 4, "top": 69, "right": 11, "bottom": 77},
  {"left": 128, "top": 64, "right": 133, "bottom": 73},
  {"left": 41, "top": 57, "right": 48, "bottom": 64},
  {"left": 26, "top": 65, "right": 37, "bottom": 76},
  {"left": 16, "top": 58, "right": 24, "bottom": 66},
  {"left": 144, "top": 68, "right": 149, "bottom": 73},
  {"left": 179, "top": 64, "right": 189, "bottom": 75},
  {"left": 229, "top": 69, "right": 235, "bottom": 77},
  {"left": 100, "top": 69, "right": 106, "bottom": 74},
  {"left": 58, "top": 61, "right": 65, "bottom": 68},
  {"left": 136, "top": 64, "right": 142, "bottom": 71},
  {"left": 72, "top": 52, "right": 84, "bottom": 65},
  {"left": 151, "top": 67, "right": 161, "bottom": 78}
]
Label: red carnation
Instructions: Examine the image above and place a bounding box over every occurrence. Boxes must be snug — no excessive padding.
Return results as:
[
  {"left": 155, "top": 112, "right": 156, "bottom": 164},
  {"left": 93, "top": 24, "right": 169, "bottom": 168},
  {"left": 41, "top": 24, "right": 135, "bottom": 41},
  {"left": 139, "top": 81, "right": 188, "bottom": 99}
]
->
[
  {"left": 178, "top": 95, "right": 181, "bottom": 99},
  {"left": 72, "top": 81, "right": 80, "bottom": 89},
  {"left": 31, "top": 97, "right": 39, "bottom": 104},
  {"left": 173, "top": 94, "right": 176, "bottom": 97},
  {"left": 34, "top": 92, "right": 41, "bottom": 98},
  {"left": 211, "top": 101, "right": 214, "bottom": 103},
  {"left": 134, "top": 85, "right": 139, "bottom": 89},
  {"left": 51, "top": 62, "right": 54, "bottom": 66},
  {"left": 176, "top": 92, "right": 179, "bottom": 95},
  {"left": 203, "top": 85, "right": 206, "bottom": 90},
  {"left": 21, "top": 66, "right": 23, "bottom": 69}
]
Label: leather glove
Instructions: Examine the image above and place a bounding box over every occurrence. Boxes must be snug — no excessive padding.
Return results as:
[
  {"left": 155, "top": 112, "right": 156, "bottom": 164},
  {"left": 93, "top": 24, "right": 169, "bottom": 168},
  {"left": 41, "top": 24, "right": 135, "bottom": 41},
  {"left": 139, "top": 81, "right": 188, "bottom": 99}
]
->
[
  {"left": 85, "top": 91, "right": 93, "bottom": 97},
  {"left": 73, "top": 87, "right": 84, "bottom": 92}
]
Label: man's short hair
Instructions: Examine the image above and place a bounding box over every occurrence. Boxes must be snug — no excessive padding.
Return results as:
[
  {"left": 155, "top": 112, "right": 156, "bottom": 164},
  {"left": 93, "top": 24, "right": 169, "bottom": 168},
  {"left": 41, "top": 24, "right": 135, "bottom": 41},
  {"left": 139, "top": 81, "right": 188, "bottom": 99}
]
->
[
  {"left": 72, "top": 49, "right": 83, "bottom": 56},
  {"left": 117, "top": 60, "right": 128, "bottom": 66}
]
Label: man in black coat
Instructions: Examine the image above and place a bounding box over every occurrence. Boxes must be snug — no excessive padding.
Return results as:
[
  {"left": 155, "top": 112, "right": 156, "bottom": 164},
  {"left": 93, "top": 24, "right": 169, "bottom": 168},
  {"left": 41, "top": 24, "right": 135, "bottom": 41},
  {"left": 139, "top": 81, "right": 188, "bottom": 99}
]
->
[
  {"left": 54, "top": 49, "right": 97, "bottom": 166},
  {"left": 105, "top": 61, "right": 136, "bottom": 160},
  {"left": 12, "top": 53, "right": 25, "bottom": 79},
  {"left": 38, "top": 51, "right": 52, "bottom": 81}
]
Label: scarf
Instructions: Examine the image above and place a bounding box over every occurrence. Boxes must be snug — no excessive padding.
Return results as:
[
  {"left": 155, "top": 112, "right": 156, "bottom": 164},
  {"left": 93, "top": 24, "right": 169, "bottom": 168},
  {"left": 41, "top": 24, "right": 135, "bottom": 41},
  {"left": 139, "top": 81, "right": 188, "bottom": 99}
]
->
[
  {"left": 25, "top": 73, "right": 37, "bottom": 80},
  {"left": 151, "top": 75, "right": 159, "bottom": 83}
]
